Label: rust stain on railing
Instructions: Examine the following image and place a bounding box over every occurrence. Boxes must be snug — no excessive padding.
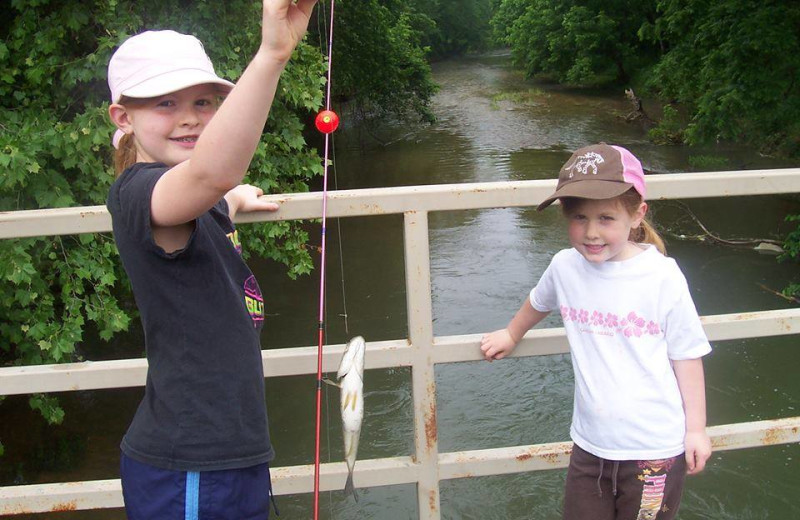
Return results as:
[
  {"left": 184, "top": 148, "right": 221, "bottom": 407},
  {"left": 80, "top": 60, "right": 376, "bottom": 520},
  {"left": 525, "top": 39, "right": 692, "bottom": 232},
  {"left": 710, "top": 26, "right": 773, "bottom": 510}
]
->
[
  {"left": 428, "top": 489, "right": 438, "bottom": 513},
  {"left": 425, "top": 382, "right": 438, "bottom": 451},
  {"left": 3, "top": 501, "right": 79, "bottom": 515},
  {"left": 51, "top": 501, "right": 78, "bottom": 512},
  {"left": 763, "top": 425, "right": 798, "bottom": 445},
  {"left": 777, "top": 318, "right": 794, "bottom": 333},
  {"left": 712, "top": 435, "right": 733, "bottom": 449},
  {"left": 515, "top": 444, "right": 571, "bottom": 465}
]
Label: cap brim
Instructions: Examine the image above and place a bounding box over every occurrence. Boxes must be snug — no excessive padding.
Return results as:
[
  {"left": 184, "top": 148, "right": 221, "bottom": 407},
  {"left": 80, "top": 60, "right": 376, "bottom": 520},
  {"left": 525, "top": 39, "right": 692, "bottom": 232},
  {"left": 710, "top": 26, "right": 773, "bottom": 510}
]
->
[
  {"left": 536, "top": 180, "right": 634, "bottom": 211},
  {"left": 119, "top": 69, "right": 234, "bottom": 101}
]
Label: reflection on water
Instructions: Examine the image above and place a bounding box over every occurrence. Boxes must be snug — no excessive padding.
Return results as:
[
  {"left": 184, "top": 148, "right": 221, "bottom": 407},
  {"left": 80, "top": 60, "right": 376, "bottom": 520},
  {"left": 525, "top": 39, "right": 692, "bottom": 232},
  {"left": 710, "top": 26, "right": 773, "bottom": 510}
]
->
[{"left": 2, "top": 51, "right": 800, "bottom": 519}]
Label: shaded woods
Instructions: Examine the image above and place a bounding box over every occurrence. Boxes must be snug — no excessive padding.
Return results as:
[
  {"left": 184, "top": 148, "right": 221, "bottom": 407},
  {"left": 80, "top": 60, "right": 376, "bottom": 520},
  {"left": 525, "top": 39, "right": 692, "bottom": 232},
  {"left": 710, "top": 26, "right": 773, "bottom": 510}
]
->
[{"left": 492, "top": 0, "right": 800, "bottom": 159}]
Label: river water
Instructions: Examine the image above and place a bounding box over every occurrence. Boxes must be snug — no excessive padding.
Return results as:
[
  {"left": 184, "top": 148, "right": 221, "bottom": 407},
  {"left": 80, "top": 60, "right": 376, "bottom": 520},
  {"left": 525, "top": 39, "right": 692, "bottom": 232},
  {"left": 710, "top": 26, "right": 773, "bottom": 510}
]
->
[{"left": 2, "top": 51, "right": 800, "bottom": 519}]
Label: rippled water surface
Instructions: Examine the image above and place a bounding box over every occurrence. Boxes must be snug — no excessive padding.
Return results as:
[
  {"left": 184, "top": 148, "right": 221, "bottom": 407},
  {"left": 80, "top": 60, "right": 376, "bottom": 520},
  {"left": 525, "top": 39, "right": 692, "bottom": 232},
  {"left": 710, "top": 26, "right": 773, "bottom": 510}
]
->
[{"left": 2, "top": 51, "right": 800, "bottom": 519}]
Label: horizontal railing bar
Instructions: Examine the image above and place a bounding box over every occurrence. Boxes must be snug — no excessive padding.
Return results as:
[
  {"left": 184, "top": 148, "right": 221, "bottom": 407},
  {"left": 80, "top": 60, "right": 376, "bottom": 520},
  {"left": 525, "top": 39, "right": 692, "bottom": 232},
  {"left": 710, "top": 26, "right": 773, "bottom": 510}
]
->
[
  {"left": 438, "top": 416, "right": 800, "bottom": 480},
  {"left": 0, "top": 479, "right": 122, "bottom": 515},
  {"left": 3, "top": 417, "right": 798, "bottom": 515},
  {"left": 0, "top": 339, "right": 413, "bottom": 396},
  {"left": 0, "top": 205, "right": 111, "bottom": 240},
  {"left": 2, "top": 169, "right": 799, "bottom": 239},
  {"left": 707, "top": 416, "right": 800, "bottom": 451},
  {"left": 0, "top": 456, "right": 419, "bottom": 515},
  {"left": 439, "top": 442, "right": 575, "bottom": 480},
  {"left": 271, "top": 456, "right": 419, "bottom": 495},
  {"left": 2, "top": 309, "right": 799, "bottom": 396},
  {"left": 697, "top": 308, "right": 800, "bottom": 341},
  {"left": 434, "top": 307, "right": 800, "bottom": 363}
]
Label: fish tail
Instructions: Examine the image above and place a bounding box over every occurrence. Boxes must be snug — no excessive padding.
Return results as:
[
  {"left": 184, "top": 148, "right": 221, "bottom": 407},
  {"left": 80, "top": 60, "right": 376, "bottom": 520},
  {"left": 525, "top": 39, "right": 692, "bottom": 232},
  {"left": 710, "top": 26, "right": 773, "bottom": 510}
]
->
[{"left": 344, "top": 472, "right": 359, "bottom": 502}]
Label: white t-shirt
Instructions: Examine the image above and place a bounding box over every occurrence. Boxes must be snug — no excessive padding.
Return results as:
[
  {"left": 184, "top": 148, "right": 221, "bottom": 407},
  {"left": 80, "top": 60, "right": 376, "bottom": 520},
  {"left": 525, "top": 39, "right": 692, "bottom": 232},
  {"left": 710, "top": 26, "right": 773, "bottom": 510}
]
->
[{"left": 530, "top": 245, "right": 711, "bottom": 460}]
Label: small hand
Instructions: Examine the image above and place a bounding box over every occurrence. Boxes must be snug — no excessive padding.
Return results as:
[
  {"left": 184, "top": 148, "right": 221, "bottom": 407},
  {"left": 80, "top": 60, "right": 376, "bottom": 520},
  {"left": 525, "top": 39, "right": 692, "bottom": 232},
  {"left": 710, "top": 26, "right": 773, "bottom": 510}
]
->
[
  {"left": 225, "top": 184, "right": 279, "bottom": 219},
  {"left": 480, "top": 329, "right": 517, "bottom": 362},
  {"left": 684, "top": 430, "right": 712, "bottom": 475},
  {"left": 261, "top": 0, "right": 318, "bottom": 63}
]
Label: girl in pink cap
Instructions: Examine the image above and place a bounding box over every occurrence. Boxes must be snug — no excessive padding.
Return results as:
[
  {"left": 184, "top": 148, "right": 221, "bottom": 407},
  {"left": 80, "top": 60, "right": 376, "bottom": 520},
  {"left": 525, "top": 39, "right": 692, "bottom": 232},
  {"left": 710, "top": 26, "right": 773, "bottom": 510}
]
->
[
  {"left": 481, "top": 144, "right": 712, "bottom": 520},
  {"left": 105, "top": 1, "right": 316, "bottom": 518}
]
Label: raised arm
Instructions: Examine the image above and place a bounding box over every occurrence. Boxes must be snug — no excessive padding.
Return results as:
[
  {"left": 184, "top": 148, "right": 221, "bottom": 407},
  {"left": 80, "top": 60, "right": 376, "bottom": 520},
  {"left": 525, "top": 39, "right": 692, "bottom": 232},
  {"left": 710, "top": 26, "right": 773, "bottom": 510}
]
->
[
  {"left": 151, "top": 0, "right": 317, "bottom": 227},
  {"left": 480, "top": 298, "right": 550, "bottom": 361},
  {"left": 672, "top": 357, "right": 712, "bottom": 474}
]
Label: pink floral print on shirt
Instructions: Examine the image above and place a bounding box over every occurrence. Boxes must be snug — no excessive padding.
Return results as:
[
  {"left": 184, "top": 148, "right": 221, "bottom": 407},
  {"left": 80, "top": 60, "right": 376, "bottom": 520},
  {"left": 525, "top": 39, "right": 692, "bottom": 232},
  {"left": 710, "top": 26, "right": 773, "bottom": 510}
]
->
[{"left": 560, "top": 306, "right": 661, "bottom": 338}]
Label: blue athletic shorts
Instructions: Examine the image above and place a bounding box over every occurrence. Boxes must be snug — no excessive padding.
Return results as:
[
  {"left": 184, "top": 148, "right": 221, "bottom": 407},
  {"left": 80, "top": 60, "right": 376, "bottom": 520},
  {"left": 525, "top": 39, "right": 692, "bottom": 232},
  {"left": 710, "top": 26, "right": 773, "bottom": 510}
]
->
[{"left": 120, "top": 452, "right": 277, "bottom": 520}]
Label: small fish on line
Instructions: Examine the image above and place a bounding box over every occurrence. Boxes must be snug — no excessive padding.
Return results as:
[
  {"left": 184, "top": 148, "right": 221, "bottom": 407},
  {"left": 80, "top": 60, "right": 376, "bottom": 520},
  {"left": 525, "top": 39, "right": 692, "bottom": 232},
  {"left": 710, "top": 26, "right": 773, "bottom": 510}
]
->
[{"left": 324, "top": 335, "right": 366, "bottom": 501}]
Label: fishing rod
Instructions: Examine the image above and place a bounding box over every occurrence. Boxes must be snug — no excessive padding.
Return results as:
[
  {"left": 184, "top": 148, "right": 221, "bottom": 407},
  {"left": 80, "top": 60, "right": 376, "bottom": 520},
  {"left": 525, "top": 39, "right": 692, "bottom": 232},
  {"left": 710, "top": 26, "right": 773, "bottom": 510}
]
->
[{"left": 313, "top": 0, "right": 339, "bottom": 517}]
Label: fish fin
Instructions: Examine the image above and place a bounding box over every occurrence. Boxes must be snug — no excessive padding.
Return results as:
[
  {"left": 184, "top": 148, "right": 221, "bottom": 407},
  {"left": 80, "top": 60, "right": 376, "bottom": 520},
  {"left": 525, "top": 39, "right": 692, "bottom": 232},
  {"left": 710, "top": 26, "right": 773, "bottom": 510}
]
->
[
  {"left": 344, "top": 473, "right": 359, "bottom": 502},
  {"left": 351, "top": 394, "right": 358, "bottom": 411},
  {"left": 342, "top": 392, "right": 352, "bottom": 410},
  {"left": 322, "top": 378, "right": 340, "bottom": 388}
]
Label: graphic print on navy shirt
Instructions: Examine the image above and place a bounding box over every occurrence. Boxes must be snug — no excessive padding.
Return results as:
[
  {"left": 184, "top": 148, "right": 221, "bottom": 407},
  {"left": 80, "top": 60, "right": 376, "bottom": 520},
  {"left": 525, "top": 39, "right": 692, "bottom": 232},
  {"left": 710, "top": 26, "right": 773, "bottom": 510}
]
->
[
  {"left": 226, "top": 229, "right": 264, "bottom": 327},
  {"left": 244, "top": 275, "right": 265, "bottom": 327}
]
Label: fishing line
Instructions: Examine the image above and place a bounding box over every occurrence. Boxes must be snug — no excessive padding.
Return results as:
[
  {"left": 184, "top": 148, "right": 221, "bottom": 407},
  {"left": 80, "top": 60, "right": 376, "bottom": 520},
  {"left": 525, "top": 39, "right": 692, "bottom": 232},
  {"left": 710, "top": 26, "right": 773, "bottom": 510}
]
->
[{"left": 331, "top": 137, "right": 350, "bottom": 335}]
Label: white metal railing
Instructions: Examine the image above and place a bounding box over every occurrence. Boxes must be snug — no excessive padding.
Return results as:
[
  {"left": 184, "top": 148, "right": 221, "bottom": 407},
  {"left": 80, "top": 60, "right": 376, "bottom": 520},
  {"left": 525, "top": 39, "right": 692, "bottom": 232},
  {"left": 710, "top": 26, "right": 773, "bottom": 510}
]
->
[{"left": 1, "top": 169, "right": 800, "bottom": 517}]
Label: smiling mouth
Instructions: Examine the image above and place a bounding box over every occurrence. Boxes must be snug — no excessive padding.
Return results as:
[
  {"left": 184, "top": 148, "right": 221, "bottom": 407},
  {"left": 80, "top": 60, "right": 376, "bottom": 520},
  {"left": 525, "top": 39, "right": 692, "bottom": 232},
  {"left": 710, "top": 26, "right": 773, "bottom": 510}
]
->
[
  {"left": 584, "top": 244, "right": 605, "bottom": 252},
  {"left": 171, "top": 136, "right": 198, "bottom": 143}
]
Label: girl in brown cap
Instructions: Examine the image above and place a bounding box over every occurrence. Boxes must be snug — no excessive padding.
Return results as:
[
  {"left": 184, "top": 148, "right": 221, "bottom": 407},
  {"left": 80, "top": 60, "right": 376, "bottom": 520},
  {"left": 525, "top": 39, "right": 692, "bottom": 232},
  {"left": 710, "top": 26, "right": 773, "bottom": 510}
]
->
[{"left": 481, "top": 144, "right": 712, "bottom": 520}]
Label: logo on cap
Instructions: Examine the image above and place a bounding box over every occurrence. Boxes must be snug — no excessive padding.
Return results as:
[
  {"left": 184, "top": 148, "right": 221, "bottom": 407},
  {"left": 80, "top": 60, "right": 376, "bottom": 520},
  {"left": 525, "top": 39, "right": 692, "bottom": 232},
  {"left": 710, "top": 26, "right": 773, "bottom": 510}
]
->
[{"left": 563, "top": 152, "right": 605, "bottom": 178}]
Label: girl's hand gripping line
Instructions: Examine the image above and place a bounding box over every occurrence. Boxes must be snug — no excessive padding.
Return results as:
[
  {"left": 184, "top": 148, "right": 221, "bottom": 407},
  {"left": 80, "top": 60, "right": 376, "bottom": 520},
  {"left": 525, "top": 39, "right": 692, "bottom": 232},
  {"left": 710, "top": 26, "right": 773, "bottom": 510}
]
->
[
  {"left": 262, "top": 0, "right": 319, "bottom": 62},
  {"left": 480, "top": 299, "right": 549, "bottom": 362}
]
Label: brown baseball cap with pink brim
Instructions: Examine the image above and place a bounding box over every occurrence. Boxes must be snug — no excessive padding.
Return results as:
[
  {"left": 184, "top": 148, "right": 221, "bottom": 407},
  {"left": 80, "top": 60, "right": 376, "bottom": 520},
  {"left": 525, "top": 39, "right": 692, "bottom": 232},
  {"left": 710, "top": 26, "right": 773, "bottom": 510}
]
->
[{"left": 537, "top": 143, "right": 647, "bottom": 211}]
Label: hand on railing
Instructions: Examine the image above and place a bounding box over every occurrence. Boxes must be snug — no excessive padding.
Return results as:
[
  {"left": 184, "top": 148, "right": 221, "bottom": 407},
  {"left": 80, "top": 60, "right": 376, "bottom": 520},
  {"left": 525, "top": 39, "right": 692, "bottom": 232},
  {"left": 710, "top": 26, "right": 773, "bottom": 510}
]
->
[{"left": 480, "top": 328, "right": 518, "bottom": 361}]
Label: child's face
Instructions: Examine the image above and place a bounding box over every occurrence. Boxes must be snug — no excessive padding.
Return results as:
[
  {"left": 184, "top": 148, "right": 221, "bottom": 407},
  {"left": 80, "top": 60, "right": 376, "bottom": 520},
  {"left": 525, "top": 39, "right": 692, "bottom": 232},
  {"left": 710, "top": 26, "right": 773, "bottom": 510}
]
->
[
  {"left": 565, "top": 197, "right": 646, "bottom": 263},
  {"left": 123, "top": 84, "right": 222, "bottom": 166}
]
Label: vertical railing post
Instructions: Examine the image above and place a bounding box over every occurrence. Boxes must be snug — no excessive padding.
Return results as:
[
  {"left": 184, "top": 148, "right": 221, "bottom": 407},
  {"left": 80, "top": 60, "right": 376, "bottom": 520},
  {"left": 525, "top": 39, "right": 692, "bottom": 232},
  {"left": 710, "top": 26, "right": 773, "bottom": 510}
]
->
[{"left": 403, "top": 210, "right": 441, "bottom": 519}]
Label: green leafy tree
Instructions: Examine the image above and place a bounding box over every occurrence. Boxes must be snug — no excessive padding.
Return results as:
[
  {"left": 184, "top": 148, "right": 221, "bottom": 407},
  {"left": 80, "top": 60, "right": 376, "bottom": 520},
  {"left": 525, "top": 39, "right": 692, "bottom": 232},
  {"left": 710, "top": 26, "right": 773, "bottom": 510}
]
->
[
  {"left": 409, "top": 0, "right": 495, "bottom": 58},
  {"left": 0, "top": 0, "right": 325, "bottom": 435},
  {"left": 492, "top": 0, "right": 800, "bottom": 156},
  {"left": 780, "top": 214, "right": 800, "bottom": 301},
  {"left": 490, "top": 0, "right": 528, "bottom": 46},
  {"left": 642, "top": 0, "right": 800, "bottom": 156},
  {"left": 495, "top": 0, "right": 659, "bottom": 86},
  {"left": 327, "top": 0, "right": 439, "bottom": 123}
]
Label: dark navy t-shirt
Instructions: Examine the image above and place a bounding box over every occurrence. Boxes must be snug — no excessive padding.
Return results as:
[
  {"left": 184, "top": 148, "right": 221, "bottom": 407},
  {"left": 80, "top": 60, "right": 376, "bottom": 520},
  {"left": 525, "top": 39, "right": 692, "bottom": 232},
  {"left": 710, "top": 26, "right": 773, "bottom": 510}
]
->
[{"left": 107, "top": 162, "right": 273, "bottom": 471}]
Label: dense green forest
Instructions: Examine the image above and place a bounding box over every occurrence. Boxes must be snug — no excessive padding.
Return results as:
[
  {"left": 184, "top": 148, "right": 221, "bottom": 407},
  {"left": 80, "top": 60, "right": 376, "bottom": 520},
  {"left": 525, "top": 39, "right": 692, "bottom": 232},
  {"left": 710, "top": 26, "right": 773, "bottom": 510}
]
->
[
  {"left": 491, "top": 0, "right": 800, "bottom": 159},
  {"left": 330, "top": 0, "right": 493, "bottom": 123},
  {"left": 1, "top": 0, "right": 798, "bottom": 453}
]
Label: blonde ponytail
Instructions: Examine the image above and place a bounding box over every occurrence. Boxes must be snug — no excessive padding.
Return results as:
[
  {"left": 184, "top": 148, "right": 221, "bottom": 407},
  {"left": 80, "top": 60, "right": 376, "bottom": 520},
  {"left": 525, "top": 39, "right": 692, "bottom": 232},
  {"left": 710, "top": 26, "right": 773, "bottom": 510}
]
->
[
  {"left": 618, "top": 188, "right": 666, "bottom": 254},
  {"left": 114, "top": 132, "right": 138, "bottom": 177},
  {"left": 630, "top": 218, "right": 666, "bottom": 255}
]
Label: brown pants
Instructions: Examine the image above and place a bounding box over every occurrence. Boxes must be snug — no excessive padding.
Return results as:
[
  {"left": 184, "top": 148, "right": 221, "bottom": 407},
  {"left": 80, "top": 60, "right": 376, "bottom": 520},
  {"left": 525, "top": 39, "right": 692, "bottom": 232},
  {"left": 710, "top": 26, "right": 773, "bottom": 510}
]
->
[{"left": 563, "top": 444, "right": 687, "bottom": 520}]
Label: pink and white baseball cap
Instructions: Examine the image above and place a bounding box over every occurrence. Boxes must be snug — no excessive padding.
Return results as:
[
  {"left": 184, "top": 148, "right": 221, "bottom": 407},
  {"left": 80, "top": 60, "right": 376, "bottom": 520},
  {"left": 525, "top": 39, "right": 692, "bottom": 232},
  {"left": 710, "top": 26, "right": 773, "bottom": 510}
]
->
[
  {"left": 108, "top": 30, "right": 234, "bottom": 104},
  {"left": 536, "top": 143, "right": 647, "bottom": 211},
  {"left": 108, "top": 30, "right": 235, "bottom": 148}
]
